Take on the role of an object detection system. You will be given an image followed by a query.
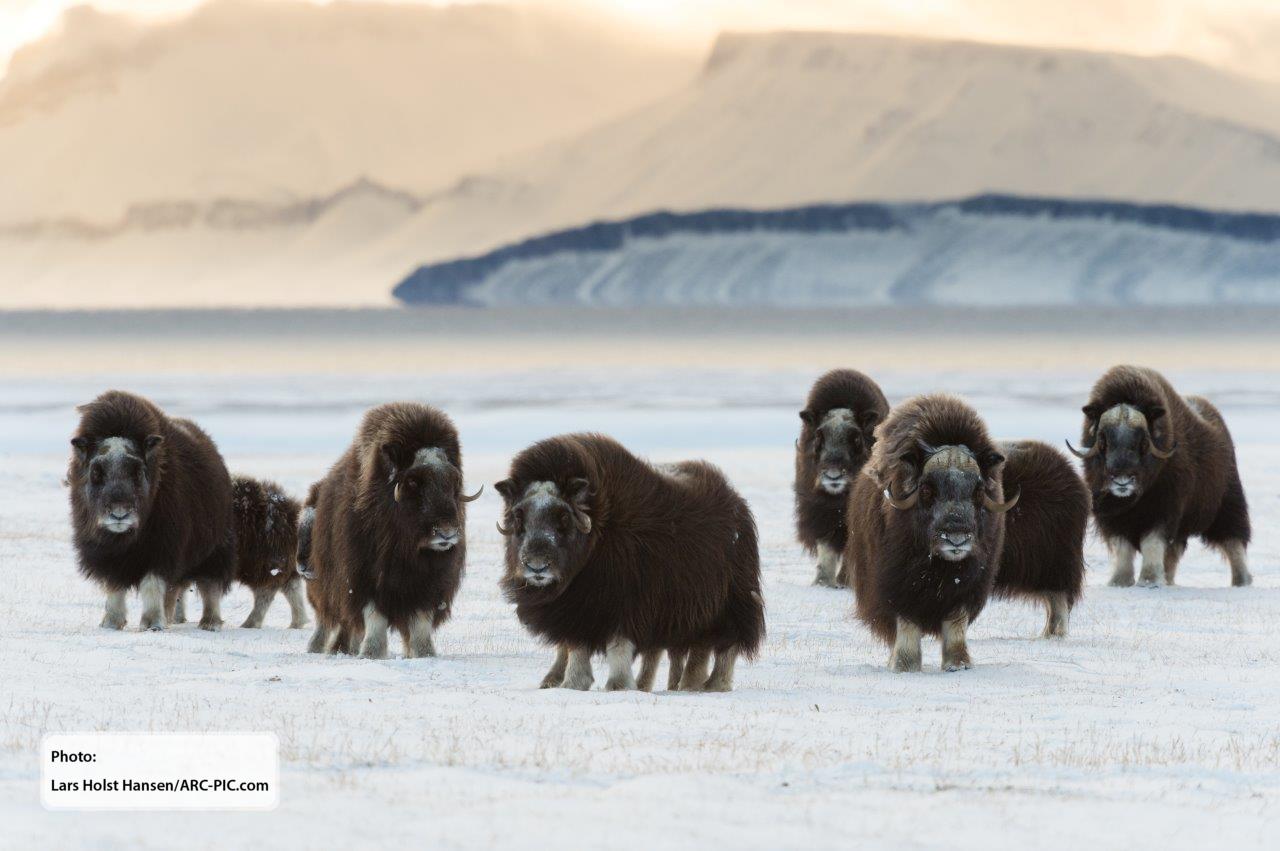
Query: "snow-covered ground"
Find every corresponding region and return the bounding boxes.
[2,368,1277,848]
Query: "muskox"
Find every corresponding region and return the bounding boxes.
[305,403,479,658]
[846,395,1018,671]
[1069,365,1251,588]
[795,369,890,587]
[497,434,764,692]
[992,441,1088,637]
[229,476,309,629]
[68,390,234,631]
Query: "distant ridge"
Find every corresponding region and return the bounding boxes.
[393,195,1280,307]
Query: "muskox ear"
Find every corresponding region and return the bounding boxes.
[144,434,164,457]
[1146,405,1166,423]
[857,410,881,432]
[493,479,518,503]
[981,450,1006,472]
[70,436,90,462]
[1082,404,1103,422]
[565,477,593,533]
[799,409,817,427]
[379,442,406,477]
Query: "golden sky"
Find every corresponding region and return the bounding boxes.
[5,0,1280,80]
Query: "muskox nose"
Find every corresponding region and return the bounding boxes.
[429,524,460,551]
[109,506,131,520]
[940,531,972,548]
[522,555,554,586]
[822,467,845,481]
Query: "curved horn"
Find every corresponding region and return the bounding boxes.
[393,482,403,503]
[883,483,920,511]
[495,518,515,536]
[983,487,1020,514]
[1064,439,1099,460]
[460,485,484,503]
[1148,438,1177,461]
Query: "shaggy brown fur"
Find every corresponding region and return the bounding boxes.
[305,403,474,658]
[993,441,1088,637]
[230,476,309,629]
[498,434,764,692]
[794,369,890,587]
[846,395,1011,671]
[1075,365,1251,587]
[68,390,233,631]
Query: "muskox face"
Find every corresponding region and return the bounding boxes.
[494,478,592,591]
[882,443,1017,562]
[800,407,879,495]
[71,434,163,537]
[381,444,479,552]
[1070,404,1176,499]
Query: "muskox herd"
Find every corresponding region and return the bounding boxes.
[66,363,1252,684]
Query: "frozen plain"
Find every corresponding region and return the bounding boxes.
[0,366,1277,849]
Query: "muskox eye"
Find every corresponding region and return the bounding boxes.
[557,512,572,532]
[90,466,104,486]
[919,483,933,502]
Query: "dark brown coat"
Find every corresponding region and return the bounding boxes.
[1074,365,1251,586]
[497,434,764,690]
[305,403,472,657]
[68,390,234,599]
[794,369,890,586]
[229,476,310,629]
[846,395,1010,649]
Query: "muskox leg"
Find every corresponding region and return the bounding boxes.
[1041,592,1070,639]
[282,578,310,629]
[404,611,436,658]
[101,588,127,630]
[358,603,390,659]
[164,583,187,625]
[813,542,843,588]
[1137,532,1167,588]
[306,623,332,653]
[703,647,739,692]
[941,613,971,672]
[561,647,594,691]
[138,573,167,631]
[667,651,687,691]
[540,645,569,689]
[677,649,711,691]
[1164,540,1188,586]
[345,624,364,655]
[1107,537,1137,587]
[195,579,225,630]
[241,587,276,629]
[636,650,662,692]
[604,637,638,691]
[1223,540,1253,587]
[172,586,187,624]
[889,618,923,673]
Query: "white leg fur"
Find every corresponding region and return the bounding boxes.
[196,579,224,630]
[138,574,166,631]
[890,617,923,672]
[636,650,661,692]
[561,647,595,690]
[1225,540,1253,587]
[814,543,842,587]
[1108,537,1137,587]
[678,649,711,691]
[240,588,276,629]
[306,623,330,653]
[1164,541,1187,586]
[283,579,310,628]
[404,611,436,658]
[1138,532,1167,588]
[172,586,187,624]
[604,637,637,691]
[1042,592,1070,638]
[703,647,739,692]
[540,645,569,689]
[667,651,687,691]
[941,612,972,671]
[101,588,127,630]
[359,603,389,659]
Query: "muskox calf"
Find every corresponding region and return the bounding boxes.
[795,369,889,587]
[68,391,233,631]
[993,441,1088,637]
[846,395,1018,671]
[230,476,309,629]
[498,434,764,692]
[305,403,479,658]
[1070,365,1251,588]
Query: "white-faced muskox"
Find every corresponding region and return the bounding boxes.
[229,476,309,629]
[795,369,890,587]
[1069,365,1252,588]
[497,434,764,692]
[304,403,480,659]
[845,395,1019,671]
[68,390,234,631]
[992,441,1088,637]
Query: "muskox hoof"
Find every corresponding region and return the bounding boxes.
[199,618,223,632]
[943,660,972,672]
[701,679,732,693]
[604,676,636,692]
[100,614,126,630]
[889,654,922,673]
[539,673,562,689]
[1107,574,1135,588]
[1232,573,1253,588]
[139,613,166,632]
[1136,576,1162,589]
[239,618,263,629]
[288,617,311,630]
[560,673,594,691]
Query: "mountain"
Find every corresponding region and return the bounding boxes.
[393,195,1280,307]
[0,0,697,226]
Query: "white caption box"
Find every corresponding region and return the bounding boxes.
[41,733,279,811]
